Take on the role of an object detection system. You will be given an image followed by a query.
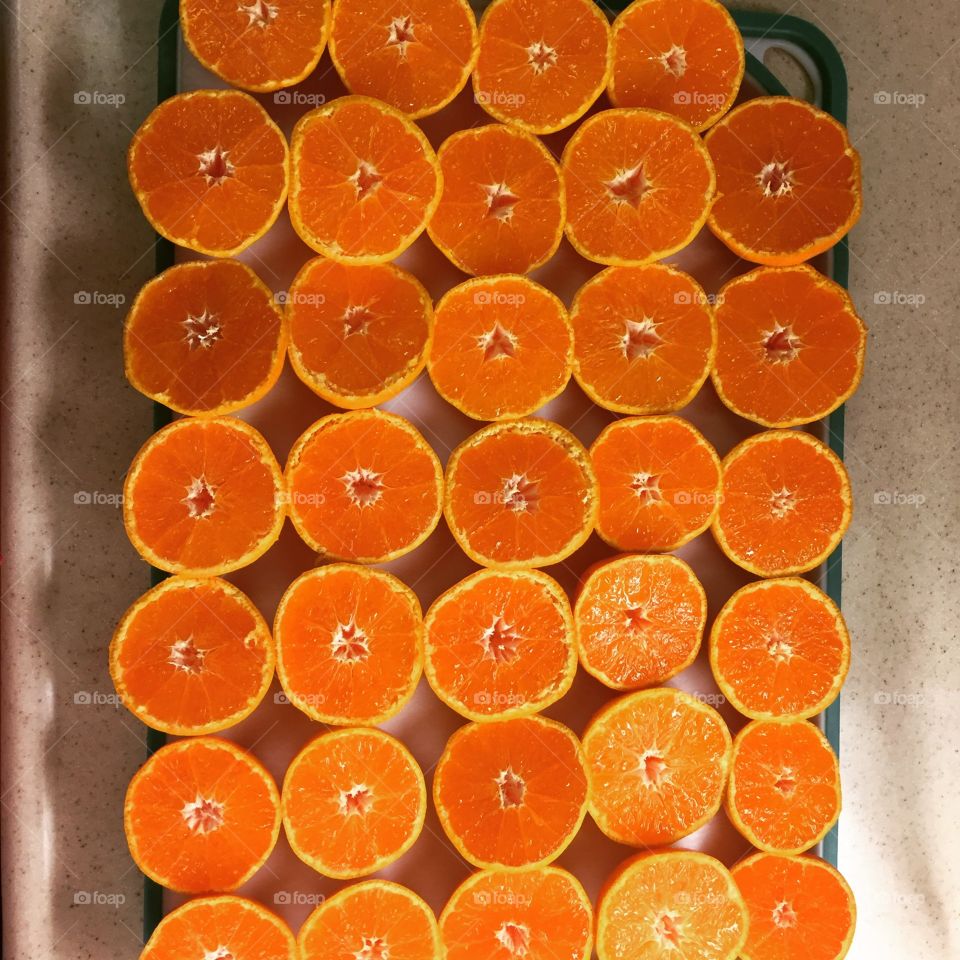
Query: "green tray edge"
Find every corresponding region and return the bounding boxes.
[141,0,851,940]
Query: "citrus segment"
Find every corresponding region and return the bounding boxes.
[710,578,851,720]
[180,0,331,92]
[124,738,280,892]
[428,124,565,276]
[286,257,433,409]
[727,719,841,855]
[433,715,588,868]
[712,265,868,427]
[705,97,862,265]
[289,95,441,263]
[609,0,744,130]
[590,415,721,552]
[124,259,285,416]
[583,687,732,846]
[285,409,443,563]
[575,554,706,690]
[123,417,285,577]
[424,568,575,721]
[444,419,597,569]
[329,0,478,118]
[473,0,610,134]
[428,276,573,421]
[562,108,716,266]
[299,880,440,960]
[732,852,857,960]
[274,564,422,725]
[282,728,426,878]
[571,263,717,415]
[440,867,593,960]
[713,430,852,577]
[128,89,288,257]
[111,577,274,735]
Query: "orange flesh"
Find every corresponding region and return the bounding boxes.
[575,555,706,690]
[441,867,593,960]
[571,263,716,414]
[705,97,862,265]
[729,720,841,854]
[283,729,425,878]
[444,420,596,568]
[286,258,432,407]
[124,738,280,892]
[732,853,856,960]
[591,415,721,551]
[123,418,284,576]
[285,410,442,563]
[128,90,288,256]
[429,277,572,420]
[429,124,565,275]
[563,108,716,265]
[711,578,850,720]
[300,881,439,960]
[275,565,422,724]
[111,577,274,734]
[583,688,731,845]
[434,716,588,868]
[424,569,575,719]
[714,431,852,576]
[609,0,744,130]
[181,0,330,91]
[712,265,867,427]
[289,96,440,262]
[473,0,609,133]
[124,259,285,416]
[330,0,477,118]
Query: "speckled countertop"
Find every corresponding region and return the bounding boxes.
[2,1,959,958]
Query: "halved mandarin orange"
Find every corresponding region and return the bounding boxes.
[282,727,426,879]
[705,97,863,265]
[329,0,478,118]
[124,259,286,417]
[299,880,440,960]
[583,687,732,846]
[608,0,744,130]
[428,124,565,276]
[140,896,297,960]
[590,415,721,552]
[123,417,285,577]
[575,554,706,690]
[289,96,441,263]
[710,578,851,721]
[713,430,852,577]
[124,737,280,892]
[472,0,610,134]
[727,719,841,855]
[111,576,274,735]
[440,866,593,960]
[286,257,433,409]
[180,0,331,92]
[433,715,588,868]
[128,89,288,257]
[274,564,422,726]
[285,409,443,563]
[732,852,857,960]
[562,108,716,266]
[428,276,573,421]
[424,568,575,721]
[444,419,597,569]
[712,265,868,427]
[597,851,748,960]
[570,263,717,415]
